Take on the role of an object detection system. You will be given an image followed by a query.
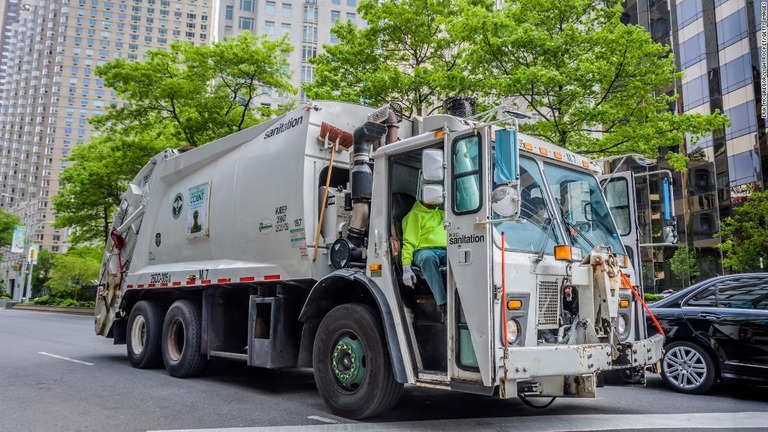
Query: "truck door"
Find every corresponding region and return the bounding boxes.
[444,128,494,386]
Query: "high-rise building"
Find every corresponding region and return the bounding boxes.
[0,0,213,297]
[0,0,366,299]
[214,0,363,105]
[618,0,767,290]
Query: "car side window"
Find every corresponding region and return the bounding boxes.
[715,278,768,310]
[686,286,717,308]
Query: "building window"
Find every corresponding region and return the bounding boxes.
[240,0,254,12]
[239,17,254,31]
[281,23,291,37]
[724,100,757,140]
[302,45,316,61]
[346,12,355,22]
[721,53,752,94]
[332,0,340,5]
[265,21,275,36]
[679,32,706,68]
[716,8,748,50]
[225,5,233,20]
[347,0,355,6]
[681,74,708,111]
[676,0,702,28]
[303,5,317,23]
[282,3,291,18]
[331,10,340,23]
[266,1,276,15]
[302,25,317,43]
[301,65,313,82]
[728,149,761,186]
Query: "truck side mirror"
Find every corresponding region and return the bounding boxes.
[421,184,444,206]
[422,148,444,181]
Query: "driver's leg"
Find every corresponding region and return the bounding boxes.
[413,247,446,307]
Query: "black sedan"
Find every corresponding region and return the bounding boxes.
[648,273,768,394]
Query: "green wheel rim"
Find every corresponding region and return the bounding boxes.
[331,333,366,391]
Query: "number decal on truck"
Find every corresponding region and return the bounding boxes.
[149,273,171,284]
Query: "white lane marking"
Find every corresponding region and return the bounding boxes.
[39,352,94,366]
[306,416,338,424]
[151,411,768,431]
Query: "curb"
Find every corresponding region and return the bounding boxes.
[11,305,94,316]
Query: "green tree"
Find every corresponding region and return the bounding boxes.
[31,249,56,298]
[452,0,728,165]
[305,0,472,116]
[0,209,20,262]
[56,33,296,244]
[45,246,103,300]
[669,245,700,286]
[94,32,296,147]
[53,130,167,244]
[718,191,768,272]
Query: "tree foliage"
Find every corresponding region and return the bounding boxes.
[306,0,473,116]
[0,209,20,262]
[718,191,768,272]
[94,32,296,147]
[454,0,728,163]
[670,245,700,285]
[31,249,56,298]
[45,245,103,299]
[55,33,296,244]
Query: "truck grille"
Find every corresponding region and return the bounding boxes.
[537,280,560,329]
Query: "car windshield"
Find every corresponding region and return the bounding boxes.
[492,157,562,253]
[542,162,625,256]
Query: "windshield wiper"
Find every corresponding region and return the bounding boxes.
[558,208,595,250]
[533,217,555,264]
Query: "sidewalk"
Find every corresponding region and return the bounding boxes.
[11,304,94,316]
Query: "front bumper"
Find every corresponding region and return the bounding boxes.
[503,334,665,380]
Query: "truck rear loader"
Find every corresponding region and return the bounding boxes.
[96,100,664,419]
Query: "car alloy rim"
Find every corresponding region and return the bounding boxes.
[664,345,707,389]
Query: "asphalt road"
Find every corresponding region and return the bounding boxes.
[1,309,767,432]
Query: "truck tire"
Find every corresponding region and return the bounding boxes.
[162,299,207,378]
[126,300,163,368]
[313,303,403,419]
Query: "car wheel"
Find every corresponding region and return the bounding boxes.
[126,300,163,368]
[313,303,403,419]
[162,299,207,377]
[661,341,716,394]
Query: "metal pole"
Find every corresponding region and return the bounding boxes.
[25,260,34,301]
[20,244,28,302]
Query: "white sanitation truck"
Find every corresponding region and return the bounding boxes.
[96,100,663,419]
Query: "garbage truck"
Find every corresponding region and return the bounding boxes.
[95,99,664,419]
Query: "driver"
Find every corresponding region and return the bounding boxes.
[525,196,547,223]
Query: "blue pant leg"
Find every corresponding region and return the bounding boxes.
[413,248,446,306]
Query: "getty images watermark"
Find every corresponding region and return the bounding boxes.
[762,1,768,118]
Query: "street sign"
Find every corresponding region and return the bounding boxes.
[28,243,40,264]
[11,225,26,253]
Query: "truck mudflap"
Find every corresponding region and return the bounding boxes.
[502,334,664,381]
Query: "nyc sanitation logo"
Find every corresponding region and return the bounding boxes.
[172,193,183,219]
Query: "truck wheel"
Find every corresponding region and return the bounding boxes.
[661,341,716,394]
[162,299,207,377]
[313,303,403,419]
[126,300,163,368]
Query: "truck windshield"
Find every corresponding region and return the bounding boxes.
[492,157,562,253]
[542,162,625,256]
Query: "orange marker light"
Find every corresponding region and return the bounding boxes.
[554,151,563,160]
[619,299,630,308]
[523,142,534,151]
[434,130,445,138]
[539,147,549,156]
[554,245,573,261]
[507,299,523,310]
[582,160,590,168]
[369,264,382,271]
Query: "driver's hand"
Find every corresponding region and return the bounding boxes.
[402,266,417,288]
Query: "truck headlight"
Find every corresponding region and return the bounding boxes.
[507,319,520,345]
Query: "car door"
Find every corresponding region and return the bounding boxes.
[683,276,768,378]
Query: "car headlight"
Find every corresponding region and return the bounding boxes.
[507,319,520,345]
